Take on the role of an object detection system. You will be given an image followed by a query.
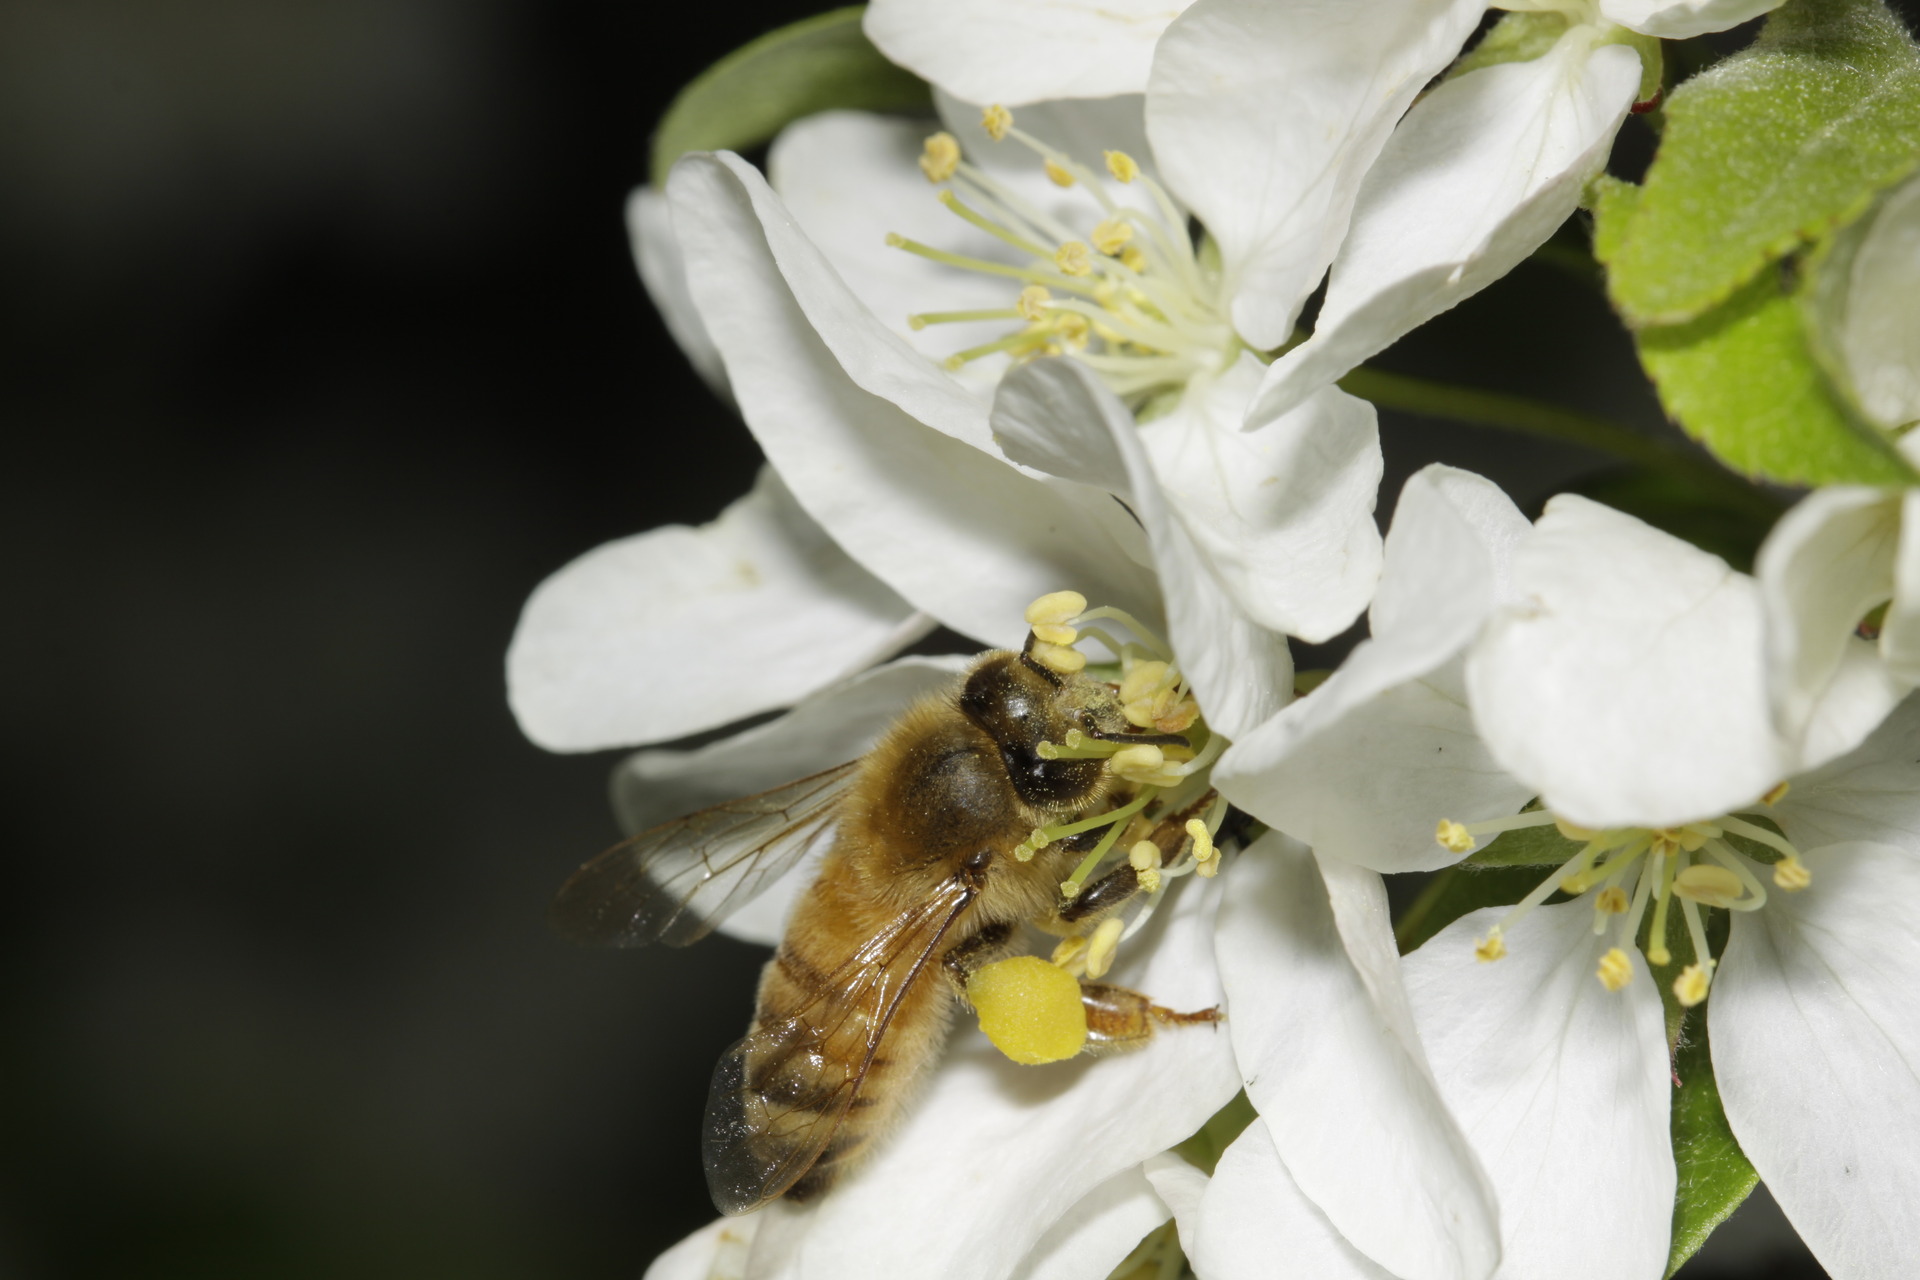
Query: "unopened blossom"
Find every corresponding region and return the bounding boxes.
[1756,173,1920,761]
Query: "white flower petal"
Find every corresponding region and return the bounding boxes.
[1712,840,1920,1280]
[789,875,1238,1280]
[1147,0,1485,350]
[629,186,733,404]
[1468,494,1788,828]
[1013,1166,1171,1280]
[1188,1121,1397,1280]
[1216,466,1534,871]
[1830,172,1920,431]
[1215,834,1500,1280]
[863,0,1192,106]
[1598,0,1787,40]
[1756,486,1904,754]
[506,468,928,752]
[1141,1152,1206,1258]
[1775,690,1920,855]
[610,655,971,947]
[768,111,1022,374]
[1404,902,1673,1280]
[1883,490,1920,685]
[668,152,1161,650]
[1251,39,1641,422]
[990,356,1293,741]
[647,1215,760,1280]
[1142,353,1385,644]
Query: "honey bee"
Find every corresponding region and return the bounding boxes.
[551,632,1222,1216]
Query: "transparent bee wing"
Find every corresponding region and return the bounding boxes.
[549,761,860,948]
[702,875,979,1215]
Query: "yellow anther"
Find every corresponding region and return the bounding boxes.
[1128,840,1162,873]
[1120,245,1148,273]
[1137,866,1162,893]
[1474,928,1507,963]
[1053,311,1091,350]
[919,132,961,183]
[1043,157,1075,187]
[1673,962,1713,1008]
[1055,241,1093,277]
[1436,819,1475,854]
[1120,660,1171,703]
[1647,942,1672,966]
[1016,285,1052,323]
[968,956,1087,1064]
[1673,864,1746,908]
[1196,855,1219,879]
[1104,149,1140,183]
[1762,780,1790,806]
[1594,886,1630,915]
[1773,855,1812,891]
[1031,640,1087,674]
[1091,218,1134,256]
[1185,819,1214,866]
[1597,947,1634,991]
[1109,744,1166,783]
[1051,934,1088,968]
[1555,819,1599,841]
[1085,917,1125,979]
[1060,877,1084,900]
[981,104,1013,141]
[1031,622,1079,646]
[1025,590,1087,627]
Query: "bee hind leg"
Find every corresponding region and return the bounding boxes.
[1078,980,1221,1054]
[942,921,1016,993]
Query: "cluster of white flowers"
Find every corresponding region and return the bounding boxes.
[507,3,1920,1279]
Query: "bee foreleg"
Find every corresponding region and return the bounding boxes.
[1056,862,1140,924]
[942,921,1016,992]
[1077,981,1221,1054]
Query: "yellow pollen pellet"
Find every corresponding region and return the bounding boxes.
[1031,640,1087,675]
[1025,590,1086,627]
[1120,245,1148,273]
[1594,886,1630,915]
[1597,947,1634,991]
[1043,157,1075,187]
[1673,963,1713,1008]
[1673,864,1745,908]
[1085,917,1125,979]
[1436,819,1475,854]
[968,956,1087,1064]
[981,104,1013,141]
[1031,622,1079,646]
[1104,149,1140,183]
[1091,218,1134,255]
[1762,780,1791,806]
[1017,285,1052,323]
[919,132,961,183]
[1055,241,1093,277]
[1474,929,1507,963]
[1774,855,1812,891]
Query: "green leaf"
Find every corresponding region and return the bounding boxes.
[651,7,931,187]
[1395,865,1545,954]
[1665,1015,1760,1276]
[1636,268,1916,485]
[1605,0,1920,328]
[1466,821,1581,868]
[1450,11,1570,79]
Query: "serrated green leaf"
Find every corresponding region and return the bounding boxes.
[1665,1015,1760,1276]
[1394,865,1545,954]
[1606,0,1920,327]
[1636,269,1916,485]
[651,7,931,187]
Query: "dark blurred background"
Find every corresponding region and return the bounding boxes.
[3,2,1893,1276]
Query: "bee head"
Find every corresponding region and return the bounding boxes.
[958,651,1140,811]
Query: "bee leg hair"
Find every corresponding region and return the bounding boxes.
[1077,981,1222,1054]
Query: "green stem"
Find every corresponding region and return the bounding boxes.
[1338,366,1781,519]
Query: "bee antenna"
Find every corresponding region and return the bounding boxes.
[1018,632,1065,687]
[1078,727,1190,748]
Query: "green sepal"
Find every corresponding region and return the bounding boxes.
[1450,11,1571,79]
[1635,268,1916,486]
[1604,0,1920,328]
[1664,1012,1760,1276]
[650,7,932,187]
[1395,865,1547,954]
[1602,27,1665,106]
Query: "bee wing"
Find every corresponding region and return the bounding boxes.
[702,874,978,1215]
[549,761,860,948]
